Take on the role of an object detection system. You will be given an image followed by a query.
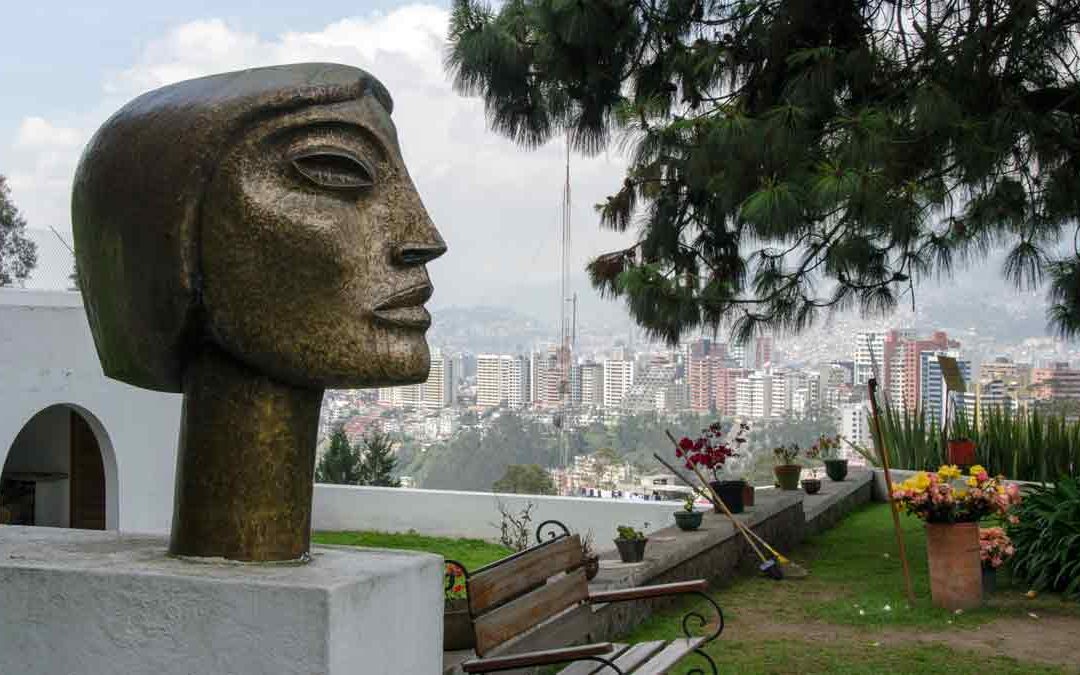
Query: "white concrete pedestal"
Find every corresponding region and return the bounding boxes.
[0,526,443,675]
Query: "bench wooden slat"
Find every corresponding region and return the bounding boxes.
[473,568,589,656]
[469,534,582,615]
[462,642,615,673]
[609,641,667,672]
[556,644,630,675]
[589,580,708,604]
[630,637,706,675]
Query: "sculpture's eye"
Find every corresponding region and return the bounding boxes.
[290,150,375,190]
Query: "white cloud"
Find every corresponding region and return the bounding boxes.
[8,5,635,312]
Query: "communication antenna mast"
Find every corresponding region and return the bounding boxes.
[557,137,573,468]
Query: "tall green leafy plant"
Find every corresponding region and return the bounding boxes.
[864,402,1080,482]
[1007,478,1080,599]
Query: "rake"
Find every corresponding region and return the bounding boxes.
[657,432,809,580]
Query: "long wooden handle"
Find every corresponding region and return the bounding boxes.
[659,433,769,563]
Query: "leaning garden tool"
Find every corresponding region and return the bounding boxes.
[656,437,786,580]
[653,449,808,578]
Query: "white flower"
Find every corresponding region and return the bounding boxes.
[858,609,866,616]
[883,604,892,612]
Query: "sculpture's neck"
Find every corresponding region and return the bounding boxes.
[169,345,323,561]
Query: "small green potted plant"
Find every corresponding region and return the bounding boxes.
[773,444,802,490]
[674,494,703,531]
[614,525,648,563]
[809,434,848,482]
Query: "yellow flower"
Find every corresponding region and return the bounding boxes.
[967,476,978,487]
[956,489,968,499]
[969,464,987,477]
[938,465,962,481]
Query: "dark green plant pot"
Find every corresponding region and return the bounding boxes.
[824,458,849,482]
[774,464,802,491]
[674,510,703,531]
[710,480,745,514]
[801,478,821,495]
[614,538,648,563]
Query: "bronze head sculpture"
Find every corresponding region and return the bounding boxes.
[72,64,446,561]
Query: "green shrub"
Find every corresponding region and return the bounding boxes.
[1007,477,1080,598]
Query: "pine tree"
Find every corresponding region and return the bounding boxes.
[447,0,1080,341]
[359,430,401,487]
[0,175,38,287]
[315,424,362,485]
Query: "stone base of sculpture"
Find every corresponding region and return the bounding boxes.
[0,526,443,675]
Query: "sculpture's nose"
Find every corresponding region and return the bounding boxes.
[392,179,447,266]
[394,239,447,266]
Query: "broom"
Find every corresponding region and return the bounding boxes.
[658,431,809,579]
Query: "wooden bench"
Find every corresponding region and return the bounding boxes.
[445,521,723,674]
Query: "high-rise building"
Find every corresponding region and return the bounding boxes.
[920,350,971,424]
[529,348,561,407]
[1031,362,1080,401]
[837,402,872,449]
[578,361,604,409]
[687,338,715,412]
[622,358,676,413]
[476,354,529,409]
[962,379,1013,421]
[770,369,794,417]
[735,372,772,419]
[714,367,747,416]
[853,331,886,386]
[602,358,635,410]
[902,331,956,411]
[421,350,454,408]
[754,335,773,370]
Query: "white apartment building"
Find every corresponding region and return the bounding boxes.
[853,331,886,386]
[602,359,635,410]
[421,350,455,408]
[735,372,773,419]
[476,354,529,409]
[578,362,604,408]
[837,402,873,450]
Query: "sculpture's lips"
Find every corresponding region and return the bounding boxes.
[372,284,433,329]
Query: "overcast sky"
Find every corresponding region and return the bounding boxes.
[1,0,636,311]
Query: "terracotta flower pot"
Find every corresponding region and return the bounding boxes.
[774,464,802,491]
[743,482,755,508]
[614,538,648,563]
[710,480,745,514]
[947,439,976,467]
[926,522,983,610]
[824,458,848,482]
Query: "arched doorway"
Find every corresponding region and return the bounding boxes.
[0,405,114,530]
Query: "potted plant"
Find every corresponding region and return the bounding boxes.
[614,525,648,563]
[675,421,749,514]
[772,444,802,490]
[580,532,600,581]
[978,527,1014,595]
[443,562,474,651]
[808,434,847,481]
[947,437,977,467]
[801,468,822,495]
[892,464,1022,610]
[674,494,703,531]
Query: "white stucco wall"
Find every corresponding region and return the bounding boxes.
[0,289,182,532]
[313,483,682,545]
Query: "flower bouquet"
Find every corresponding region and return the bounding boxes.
[892,464,1021,524]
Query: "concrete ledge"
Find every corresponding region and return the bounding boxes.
[0,526,443,675]
[444,470,873,674]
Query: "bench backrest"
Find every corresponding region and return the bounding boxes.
[467,533,587,655]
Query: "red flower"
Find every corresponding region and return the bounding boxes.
[679,437,695,451]
[452,584,464,593]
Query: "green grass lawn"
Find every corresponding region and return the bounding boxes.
[618,503,1080,674]
[312,530,511,570]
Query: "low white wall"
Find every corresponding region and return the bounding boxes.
[313,484,683,547]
